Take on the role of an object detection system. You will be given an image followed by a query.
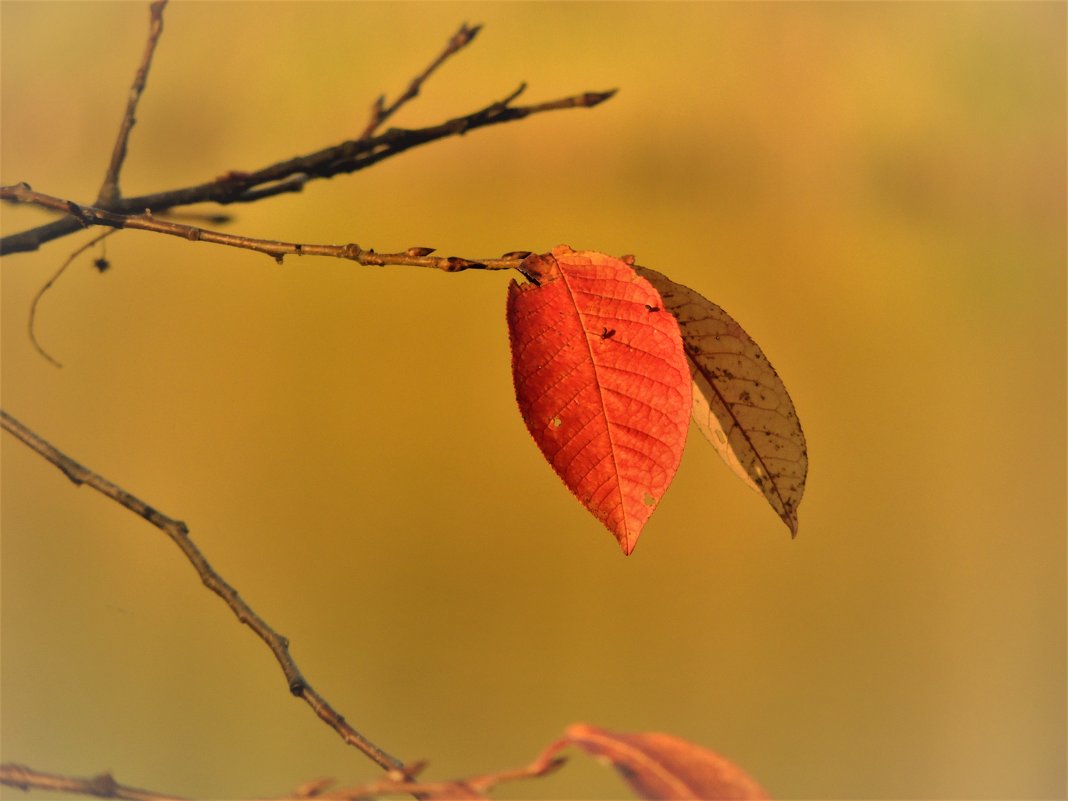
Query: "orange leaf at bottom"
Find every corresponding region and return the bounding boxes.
[558,723,769,800]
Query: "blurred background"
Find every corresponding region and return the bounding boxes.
[2,3,1064,800]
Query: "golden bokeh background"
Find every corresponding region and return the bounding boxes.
[2,3,1064,800]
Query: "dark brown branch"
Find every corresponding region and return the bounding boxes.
[1,86,616,256]
[359,22,481,140]
[96,0,168,205]
[0,410,410,778]
[1,184,529,273]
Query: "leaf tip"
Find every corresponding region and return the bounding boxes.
[616,520,646,556]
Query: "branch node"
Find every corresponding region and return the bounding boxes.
[65,201,88,225]
[59,463,85,486]
[87,772,120,796]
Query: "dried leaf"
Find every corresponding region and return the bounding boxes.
[507,246,691,554]
[636,267,807,535]
[559,723,769,800]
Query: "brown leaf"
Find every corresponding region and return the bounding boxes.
[559,723,769,800]
[635,267,808,536]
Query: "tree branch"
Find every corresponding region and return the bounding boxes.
[96,0,168,205]
[1,183,531,273]
[0,410,411,778]
[0,743,568,801]
[1,78,615,256]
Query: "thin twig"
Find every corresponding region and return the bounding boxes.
[28,229,118,368]
[96,0,168,205]
[0,410,410,778]
[359,22,481,140]
[315,747,567,801]
[1,184,530,273]
[1,86,616,256]
[0,744,568,801]
[0,763,187,801]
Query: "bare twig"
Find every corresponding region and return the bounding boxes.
[96,0,168,205]
[1,86,616,256]
[0,410,410,778]
[315,746,567,800]
[0,743,568,801]
[359,22,481,140]
[0,763,186,801]
[1,184,530,274]
[27,229,118,368]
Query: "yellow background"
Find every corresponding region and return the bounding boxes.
[2,3,1064,799]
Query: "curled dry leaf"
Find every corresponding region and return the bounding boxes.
[506,246,691,554]
[635,267,808,536]
[554,723,769,801]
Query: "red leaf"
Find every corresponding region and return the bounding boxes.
[636,267,808,536]
[506,246,691,554]
[558,723,769,800]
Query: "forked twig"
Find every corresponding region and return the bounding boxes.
[96,0,168,205]
[0,410,410,778]
[1,38,614,257]
[359,21,482,140]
